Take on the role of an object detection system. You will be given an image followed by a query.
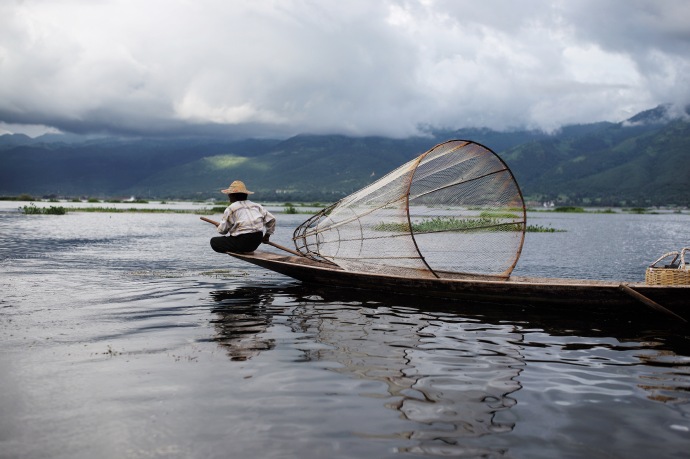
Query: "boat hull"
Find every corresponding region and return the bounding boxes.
[227,251,689,316]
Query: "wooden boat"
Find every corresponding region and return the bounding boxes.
[208,140,689,321]
[227,250,689,319]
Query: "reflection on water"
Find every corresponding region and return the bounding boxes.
[636,349,690,404]
[208,283,690,456]
[291,304,524,445]
[210,288,286,361]
[211,286,523,455]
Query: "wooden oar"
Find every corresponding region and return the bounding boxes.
[619,283,687,322]
[264,241,303,257]
[200,216,221,226]
[199,216,303,257]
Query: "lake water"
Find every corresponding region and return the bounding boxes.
[1,203,689,459]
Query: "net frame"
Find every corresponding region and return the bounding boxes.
[292,140,527,279]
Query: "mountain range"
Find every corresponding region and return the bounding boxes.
[1,105,689,206]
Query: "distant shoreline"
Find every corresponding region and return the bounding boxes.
[2,197,687,216]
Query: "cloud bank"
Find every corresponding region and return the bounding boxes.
[1,0,689,138]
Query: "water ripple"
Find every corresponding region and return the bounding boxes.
[2,212,690,458]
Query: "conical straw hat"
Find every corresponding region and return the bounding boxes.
[221,180,254,194]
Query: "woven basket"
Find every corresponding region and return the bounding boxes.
[645,248,690,285]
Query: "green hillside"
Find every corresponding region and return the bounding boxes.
[126,135,437,200]
[503,119,690,205]
[1,107,689,206]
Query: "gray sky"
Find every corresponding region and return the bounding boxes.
[1,0,689,138]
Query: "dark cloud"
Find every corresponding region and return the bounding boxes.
[1,0,688,138]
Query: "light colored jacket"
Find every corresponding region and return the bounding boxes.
[217,200,276,237]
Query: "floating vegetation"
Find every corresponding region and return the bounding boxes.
[375,216,524,233]
[279,202,319,214]
[20,203,67,215]
[375,216,565,233]
[625,207,657,214]
[104,345,120,357]
[16,205,292,216]
[526,224,565,233]
[592,208,616,214]
[373,222,410,232]
[479,211,520,219]
[468,206,523,212]
[374,222,410,233]
[553,206,585,213]
[0,194,35,201]
[71,207,194,213]
[417,216,523,232]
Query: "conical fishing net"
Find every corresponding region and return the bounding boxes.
[293,140,526,279]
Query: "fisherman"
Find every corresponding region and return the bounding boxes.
[210,180,276,254]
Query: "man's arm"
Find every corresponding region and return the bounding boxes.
[217,207,233,234]
[262,209,276,242]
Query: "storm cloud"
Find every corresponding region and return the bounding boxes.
[1,0,689,138]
